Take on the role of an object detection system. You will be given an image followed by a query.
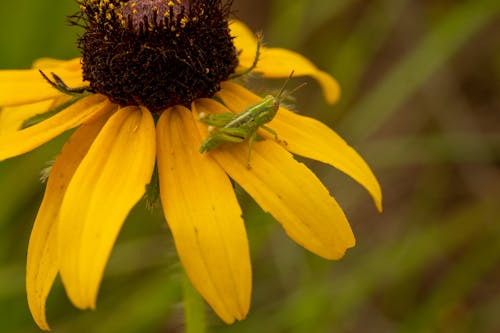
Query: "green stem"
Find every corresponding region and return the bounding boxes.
[182,273,206,333]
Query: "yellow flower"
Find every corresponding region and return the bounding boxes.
[0,2,381,330]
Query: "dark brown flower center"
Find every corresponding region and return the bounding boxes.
[75,0,238,113]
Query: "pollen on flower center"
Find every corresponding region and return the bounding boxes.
[119,0,187,30]
[76,0,238,113]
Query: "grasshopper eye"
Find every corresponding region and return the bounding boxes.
[273,99,280,110]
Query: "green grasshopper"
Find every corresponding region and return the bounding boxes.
[199,71,306,167]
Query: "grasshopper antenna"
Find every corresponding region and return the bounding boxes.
[275,70,295,100]
[276,70,307,102]
[282,82,307,101]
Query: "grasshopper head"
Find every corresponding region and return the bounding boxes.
[274,71,307,111]
[272,98,280,112]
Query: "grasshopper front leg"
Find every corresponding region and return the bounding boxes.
[261,125,287,146]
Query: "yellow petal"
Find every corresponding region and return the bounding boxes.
[0,68,84,107]
[194,98,354,259]
[229,20,340,104]
[0,96,71,135]
[218,82,382,212]
[58,106,156,309]
[0,100,53,134]
[230,20,259,70]
[0,94,110,162]
[26,112,110,331]
[157,105,251,323]
[32,58,82,72]
[274,110,382,211]
[257,48,340,104]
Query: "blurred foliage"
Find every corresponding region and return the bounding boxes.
[1,0,500,332]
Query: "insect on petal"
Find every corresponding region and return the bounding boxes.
[209,133,355,260]
[218,82,382,212]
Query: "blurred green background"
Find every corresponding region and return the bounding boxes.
[1,0,499,332]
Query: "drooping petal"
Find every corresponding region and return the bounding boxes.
[58,106,156,309]
[230,20,259,70]
[217,82,382,211]
[258,48,340,104]
[26,112,111,331]
[230,20,340,104]
[157,105,251,323]
[194,98,354,259]
[0,94,110,161]
[0,68,84,107]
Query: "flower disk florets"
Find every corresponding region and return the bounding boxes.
[75,0,238,113]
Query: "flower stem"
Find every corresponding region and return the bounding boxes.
[182,272,206,333]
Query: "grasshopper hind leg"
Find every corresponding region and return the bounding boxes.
[198,112,235,126]
[246,132,259,169]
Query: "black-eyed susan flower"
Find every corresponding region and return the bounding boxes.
[0,0,382,330]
